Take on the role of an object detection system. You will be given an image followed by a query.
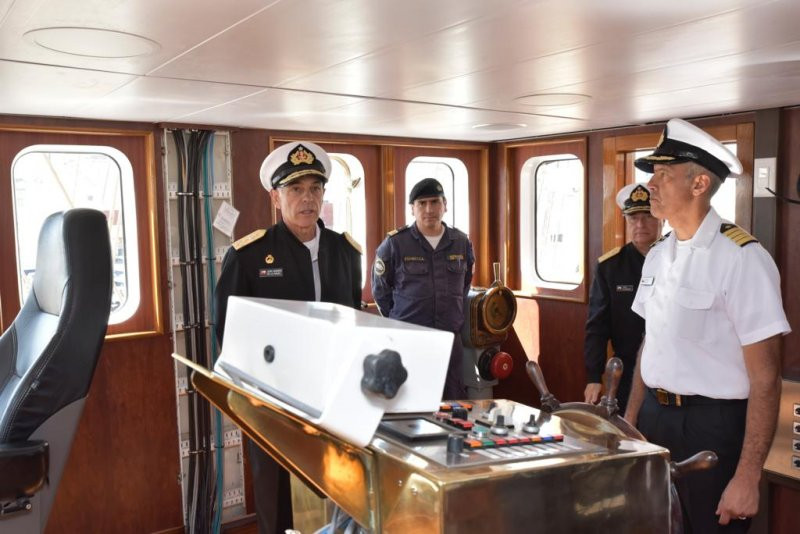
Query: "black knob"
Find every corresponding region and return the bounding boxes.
[523,414,540,434]
[452,407,468,420]
[491,414,509,436]
[447,434,465,454]
[263,345,275,363]
[361,349,408,399]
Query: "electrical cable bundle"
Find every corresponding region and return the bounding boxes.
[172,129,217,534]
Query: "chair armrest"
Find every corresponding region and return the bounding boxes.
[0,440,49,500]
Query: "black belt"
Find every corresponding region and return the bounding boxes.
[648,388,746,407]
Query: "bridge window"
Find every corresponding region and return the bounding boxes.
[520,155,585,290]
[323,152,367,286]
[12,145,139,324]
[405,156,469,233]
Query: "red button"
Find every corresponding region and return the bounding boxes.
[490,351,514,380]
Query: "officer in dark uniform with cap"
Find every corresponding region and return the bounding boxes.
[626,119,790,532]
[371,178,474,400]
[214,141,362,534]
[583,183,662,412]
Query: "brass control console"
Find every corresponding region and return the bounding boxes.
[183,355,675,534]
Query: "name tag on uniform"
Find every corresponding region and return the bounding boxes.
[616,284,634,292]
[403,256,424,262]
[640,276,654,286]
[259,268,283,278]
[448,254,464,261]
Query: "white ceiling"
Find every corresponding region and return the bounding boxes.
[1,0,799,141]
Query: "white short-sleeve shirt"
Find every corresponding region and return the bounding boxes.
[632,207,790,399]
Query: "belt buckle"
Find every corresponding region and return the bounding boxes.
[656,388,682,407]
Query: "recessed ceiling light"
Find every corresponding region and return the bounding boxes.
[472,123,527,131]
[24,27,160,58]
[514,93,591,106]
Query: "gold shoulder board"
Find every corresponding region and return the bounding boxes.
[387,225,406,237]
[343,232,363,254]
[598,246,621,263]
[650,232,671,248]
[720,223,758,247]
[233,229,266,250]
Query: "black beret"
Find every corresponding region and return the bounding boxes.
[408,178,445,204]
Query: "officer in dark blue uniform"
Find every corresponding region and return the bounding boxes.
[371,178,474,400]
[215,141,362,534]
[583,184,661,412]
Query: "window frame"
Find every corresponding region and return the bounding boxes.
[11,144,141,325]
[0,123,163,340]
[528,156,585,287]
[503,137,588,303]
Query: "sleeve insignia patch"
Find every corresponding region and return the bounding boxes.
[374,258,386,276]
[720,223,758,247]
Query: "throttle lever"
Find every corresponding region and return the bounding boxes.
[599,357,623,417]
[525,360,560,413]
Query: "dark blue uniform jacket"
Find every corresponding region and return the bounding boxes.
[372,222,474,333]
[583,242,645,410]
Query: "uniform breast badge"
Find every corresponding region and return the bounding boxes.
[265,254,274,264]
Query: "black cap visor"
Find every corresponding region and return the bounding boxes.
[634,138,731,179]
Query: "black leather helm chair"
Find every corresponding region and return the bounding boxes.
[0,209,112,531]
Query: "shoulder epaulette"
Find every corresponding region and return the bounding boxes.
[650,232,671,248]
[720,223,758,247]
[386,225,408,237]
[597,246,621,264]
[232,229,266,250]
[343,231,363,254]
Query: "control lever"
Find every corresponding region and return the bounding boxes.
[525,360,560,413]
[598,357,623,417]
[669,450,719,479]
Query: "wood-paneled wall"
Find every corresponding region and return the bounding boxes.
[47,336,183,533]
[2,106,796,532]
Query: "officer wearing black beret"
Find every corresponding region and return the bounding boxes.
[583,183,661,412]
[372,178,475,400]
[214,141,362,534]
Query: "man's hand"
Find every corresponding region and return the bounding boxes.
[716,472,759,524]
[584,383,602,404]
[716,335,781,524]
